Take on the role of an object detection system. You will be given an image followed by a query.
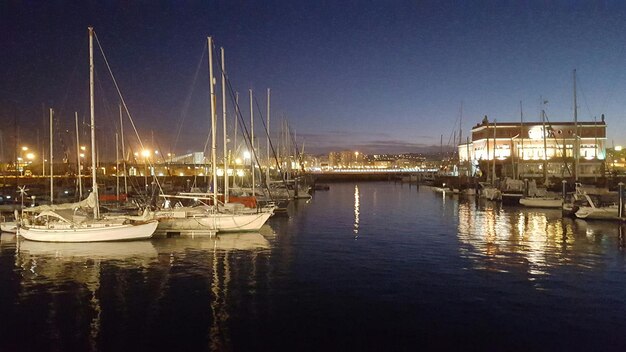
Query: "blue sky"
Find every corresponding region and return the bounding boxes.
[2,1,626,156]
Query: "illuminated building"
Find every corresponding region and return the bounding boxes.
[458,116,606,179]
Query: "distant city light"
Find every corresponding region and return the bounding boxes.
[616,146,623,151]
[141,150,151,157]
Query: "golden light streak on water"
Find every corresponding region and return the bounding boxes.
[354,185,360,238]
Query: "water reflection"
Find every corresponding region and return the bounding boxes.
[354,185,360,238]
[8,232,273,351]
[15,240,158,351]
[457,200,624,280]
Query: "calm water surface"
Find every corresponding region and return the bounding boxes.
[2,182,626,351]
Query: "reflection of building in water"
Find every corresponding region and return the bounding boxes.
[458,117,606,178]
[456,201,619,279]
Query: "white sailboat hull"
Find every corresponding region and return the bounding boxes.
[155,211,273,235]
[1,221,18,233]
[519,197,563,208]
[19,220,158,242]
[575,206,619,220]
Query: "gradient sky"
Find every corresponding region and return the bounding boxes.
[2,1,626,157]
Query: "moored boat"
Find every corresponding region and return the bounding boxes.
[574,193,620,220]
[519,196,563,208]
[17,27,158,243]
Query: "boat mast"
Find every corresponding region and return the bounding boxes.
[541,103,548,184]
[492,119,496,184]
[458,102,462,177]
[89,26,99,219]
[517,100,524,178]
[594,116,598,182]
[249,89,255,196]
[221,47,228,203]
[120,104,128,195]
[49,107,53,204]
[233,92,239,186]
[208,36,218,208]
[266,88,271,186]
[466,137,470,177]
[573,69,579,181]
[486,117,490,182]
[75,111,82,199]
[115,132,119,201]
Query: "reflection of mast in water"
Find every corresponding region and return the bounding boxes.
[209,240,230,351]
[354,185,360,238]
[15,240,157,350]
[89,262,101,352]
[154,233,270,350]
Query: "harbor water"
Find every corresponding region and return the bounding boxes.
[2,182,626,351]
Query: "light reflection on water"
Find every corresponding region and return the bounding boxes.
[2,232,273,351]
[353,185,360,237]
[457,198,626,279]
[3,183,626,350]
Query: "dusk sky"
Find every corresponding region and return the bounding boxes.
[2,1,626,156]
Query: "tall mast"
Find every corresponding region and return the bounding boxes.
[266,88,271,186]
[541,104,548,184]
[208,36,218,207]
[486,117,489,182]
[492,119,497,184]
[234,92,239,159]
[49,108,53,204]
[221,47,228,203]
[517,100,524,178]
[89,26,99,219]
[440,134,443,163]
[115,132,119,201]
[249,89,255,196]
[594,116,598,182]
[120,104,128,195]
[75,112,82,199]
[466,137,470,177]
[459,101,463,149]
[573,69,579,181]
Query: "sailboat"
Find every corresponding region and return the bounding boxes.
[519,103,563,208]
[18,27,158,242]
[152,37,274,235]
